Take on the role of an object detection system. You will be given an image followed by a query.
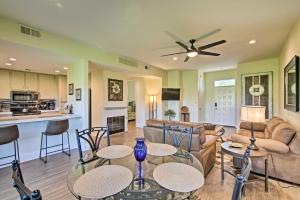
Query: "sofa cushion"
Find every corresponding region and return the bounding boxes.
[231,134,289,154]
[289,132,300,155]
[264,116,284,138]
[272,122,296,144]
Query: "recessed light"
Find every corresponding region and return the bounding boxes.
[55,70,60,73]
[5,63,12,66]
[63,66,68,70]
[172,57,178,61]
[56,2,63,8]
[249,40,256,44]
[9,58,16,61]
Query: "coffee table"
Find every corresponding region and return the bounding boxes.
[221,142,269,192]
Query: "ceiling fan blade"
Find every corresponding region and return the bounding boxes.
[198,40,226,51]
[164,31,186,43]
[176,41,189,50]
[161,52,187,57]
[198,51,220,56]
[194,28,222,42]
[184,56,190,62]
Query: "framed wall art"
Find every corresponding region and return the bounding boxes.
[241,72,273,119]
[75,88,81,101]
[68,83,74,95]
[108,78,123,101]
[284,55,300,112]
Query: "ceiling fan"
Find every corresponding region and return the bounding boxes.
[161,30,226,62]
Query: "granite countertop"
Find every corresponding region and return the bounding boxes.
[0,112,81,126]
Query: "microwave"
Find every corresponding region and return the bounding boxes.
[11,91,39,102]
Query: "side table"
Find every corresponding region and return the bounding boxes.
[221,142,269,192]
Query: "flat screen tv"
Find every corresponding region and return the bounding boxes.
[162,88,180,101]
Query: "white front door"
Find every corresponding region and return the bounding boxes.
[213,86,235,126]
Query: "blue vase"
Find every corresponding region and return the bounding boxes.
[134,138,147,186]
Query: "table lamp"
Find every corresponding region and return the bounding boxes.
[240,106,266,150]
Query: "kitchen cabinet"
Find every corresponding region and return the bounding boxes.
[10,71,25,90]
[39,74,57,99]
[25,72,38,91]
[0,69,11,98]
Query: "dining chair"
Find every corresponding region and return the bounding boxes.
[231,148,252,200]
[0,125,20,167]
[76,127,110,164]
[163,125,193,153]
[11,160,42,200]
[39,119,71,163]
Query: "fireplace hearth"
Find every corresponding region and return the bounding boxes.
[107,116,125,134]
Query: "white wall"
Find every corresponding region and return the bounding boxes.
[67,59,89,129]
[90,66,104,126]
[135,78,146,128]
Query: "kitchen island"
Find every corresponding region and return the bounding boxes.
[0,112,82,167]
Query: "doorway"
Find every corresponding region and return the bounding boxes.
[213,79,236,126]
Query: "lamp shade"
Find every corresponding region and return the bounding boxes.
[240,106,266,123]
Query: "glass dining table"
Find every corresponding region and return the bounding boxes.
[67,145,204,200]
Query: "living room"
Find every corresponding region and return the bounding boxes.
[0,1,300,200]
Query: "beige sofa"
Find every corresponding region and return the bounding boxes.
[143,119,219,176]
[231,116,300,184]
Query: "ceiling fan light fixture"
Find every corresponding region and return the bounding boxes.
[187,51,198,58]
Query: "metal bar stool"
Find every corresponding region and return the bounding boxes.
[39,119,71,163]
[0,125,20,167]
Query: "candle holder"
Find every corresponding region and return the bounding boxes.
[134,138,147,186]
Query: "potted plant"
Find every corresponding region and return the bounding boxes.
[164,109,176,121]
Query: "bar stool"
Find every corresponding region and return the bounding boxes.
[39,119,71,163]
[0,125,20,167]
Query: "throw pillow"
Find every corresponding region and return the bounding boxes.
[272,122,296,144]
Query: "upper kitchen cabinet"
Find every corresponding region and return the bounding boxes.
[0,69,11,98]
[39,74,57,99]
[10,71,25,91]
[25,72,38,91]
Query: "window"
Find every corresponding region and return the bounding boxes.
[214,79,235,87]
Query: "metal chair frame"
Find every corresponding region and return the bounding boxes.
[11,160,42,200]
[76,127,110,164]
[163,125,193,153]
[39,131,71,164]
[0,140,20,167]
[231,148,252,200]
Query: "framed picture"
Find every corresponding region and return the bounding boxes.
[75,88,81,101]
[108,78,123,101]
[241,72,273,119]
[284,55,300,112]
[68,83,74,95]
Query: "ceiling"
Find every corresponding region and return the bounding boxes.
[0,39,77,74]
[0,0,300,71]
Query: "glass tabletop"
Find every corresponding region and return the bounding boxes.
[67,145,204,200]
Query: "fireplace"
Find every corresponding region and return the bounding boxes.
[107,116,125,134]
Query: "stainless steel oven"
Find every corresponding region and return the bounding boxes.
[11,91,39,102]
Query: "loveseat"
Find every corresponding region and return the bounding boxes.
[143,119,219,176]
[231,116,300,184]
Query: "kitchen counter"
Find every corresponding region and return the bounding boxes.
[0,112,82,167]
[0,112,80,126]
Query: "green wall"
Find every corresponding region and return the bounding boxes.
[279,17,300,130]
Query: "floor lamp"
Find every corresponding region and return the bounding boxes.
[240,106,266,150]
[149,95,157,119]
